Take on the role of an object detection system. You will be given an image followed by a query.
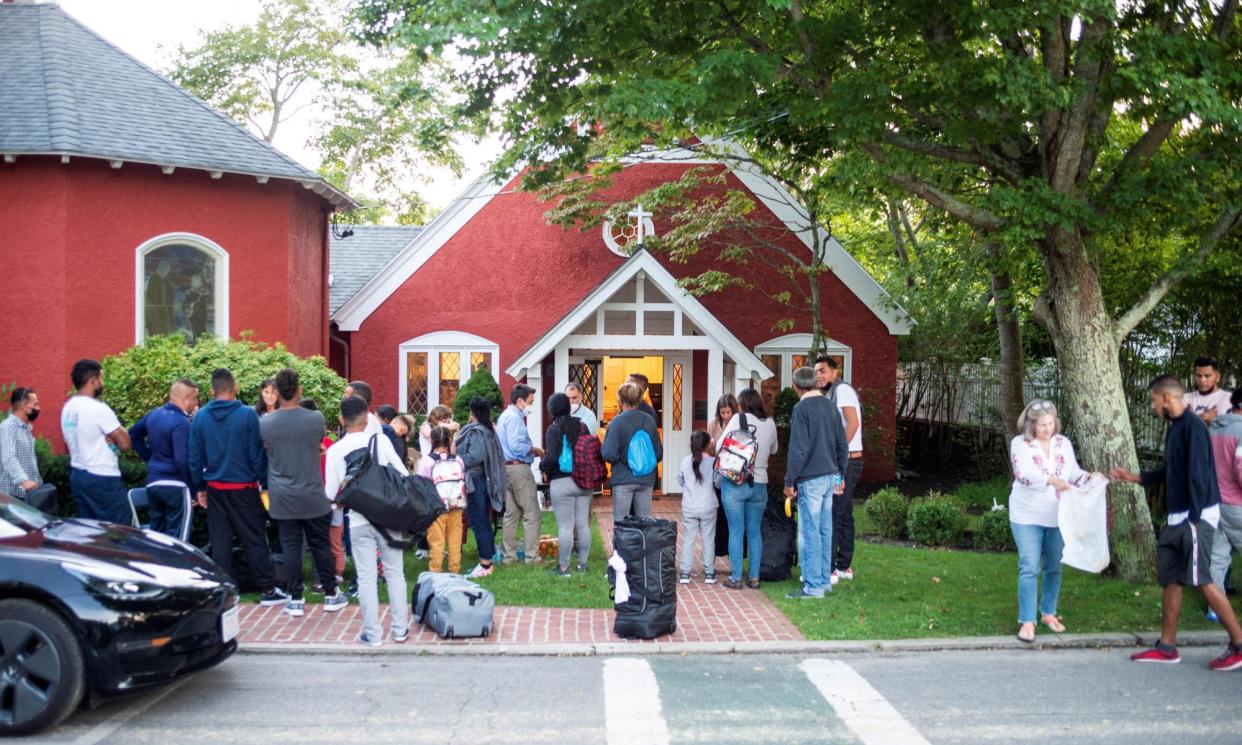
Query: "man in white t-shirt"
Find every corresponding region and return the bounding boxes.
[60,359,131,523]
[1185,357,1233,424]
[815,355,863,583]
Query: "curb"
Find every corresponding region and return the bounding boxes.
[236,630,1232,657]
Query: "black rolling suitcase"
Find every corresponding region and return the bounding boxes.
[609,516,678,639]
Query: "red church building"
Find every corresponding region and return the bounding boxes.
[330,145,911,489]
[0,2,352,444]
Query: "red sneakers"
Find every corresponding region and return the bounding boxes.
[1208,645,1242,672]
[1131,645,1181,664]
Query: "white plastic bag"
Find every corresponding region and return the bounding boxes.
[1058,475,1110,573]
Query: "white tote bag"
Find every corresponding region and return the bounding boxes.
[1057,475,1110,573]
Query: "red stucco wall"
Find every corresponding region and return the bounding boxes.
[349,163,899,480]
[0,156,330,449]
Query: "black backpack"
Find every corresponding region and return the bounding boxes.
[759,495,797,581]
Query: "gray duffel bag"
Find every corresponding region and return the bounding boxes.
[411,571,495,639]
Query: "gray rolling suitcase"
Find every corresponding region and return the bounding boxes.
[417,576,495,639]
[411,571,470,624]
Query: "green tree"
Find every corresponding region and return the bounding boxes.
[169,0,459,221]
[451,367,504,426]
[358,0,1242,580]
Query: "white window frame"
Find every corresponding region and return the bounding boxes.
[398,330,500,414]
[134,232,230,344]
[753,333,853,386]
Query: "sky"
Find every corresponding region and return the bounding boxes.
[56,0,503,214]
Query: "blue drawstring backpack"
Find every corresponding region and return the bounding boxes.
[558,435,574,473]
[626,429,657,477]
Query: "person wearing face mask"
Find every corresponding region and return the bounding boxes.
[496,384,545,564]
[1007,399,1095,642]
[0,387,43,501]
[1112,375,1242,670]
[60,359,132,523]
[128,378,200,539]
[565,382,599,436]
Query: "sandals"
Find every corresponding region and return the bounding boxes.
[1041,614,1067,633]
[1017,623,1036,643]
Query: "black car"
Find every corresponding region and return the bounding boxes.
[0,493,238,735]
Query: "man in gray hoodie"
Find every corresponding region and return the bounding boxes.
[783,366,848,599]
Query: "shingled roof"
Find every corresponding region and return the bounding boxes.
[329,225,423,316]
[0,1,354,208]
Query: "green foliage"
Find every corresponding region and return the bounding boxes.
[906,492,968,547]
[452,367,504,426]
[973,507,1016,552]
[101,334,346,427]
[951,476,1011,513]
[864,487,909,541]
[772,386,800,430]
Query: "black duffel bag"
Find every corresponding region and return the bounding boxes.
[759,495,796,581]
[21,484,59,514]
[335,435,445,545]
[609,516,678,639]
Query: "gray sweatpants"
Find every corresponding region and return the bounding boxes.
[1210,502,1242,588]
[612,483,654,520]
[681,512,717,575]
[350,522,409,643]
[550,477,593,568]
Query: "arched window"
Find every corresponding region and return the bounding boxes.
[753,333,852,412]
[399,331,500,416]
[134,234,229,343]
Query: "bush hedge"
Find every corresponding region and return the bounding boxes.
[102,333,346,426]
[973,507,1016,551]
[906,492,968,547]
[452,367,504,425]
[864,486,909,540]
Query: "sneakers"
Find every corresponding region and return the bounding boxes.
[285,598,305,617]
[356,633,382,648]
[549,565,571,577]
[466,563,494,579]
[1131,644,1180,664]
[1208,644,1242,672]
[722,578,743,590]
[1207,609,1220,624]
[259,588,290,607]
[323,591,348,612]
[830,571,840,586]
[575,562,589,573]
[785,589,824,600]
[679,572,691,585]
[392,625,410,644]
[704,573,717,585]
[414,549,429,560]
[838,568,854,581]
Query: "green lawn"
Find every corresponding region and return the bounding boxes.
[762,505,1242,640]
[249,510,613,609]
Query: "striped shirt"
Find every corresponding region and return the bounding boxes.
[0,414,41,498]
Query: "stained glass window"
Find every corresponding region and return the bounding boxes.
[406,352,428,415]
[760,353,782,416]
[672,363,684,430]
[142,244,217,341]
[470,351,491,373]
[439,352,461,408]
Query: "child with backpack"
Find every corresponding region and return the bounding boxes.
[417,425,467,573]
[541,393,606,576]
[601,382,663,520]
[678,430,718,584]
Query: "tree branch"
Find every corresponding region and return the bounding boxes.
[1048,16,1110,193]
[1113,200,1242,342]
[877,131,1023,183]
[1094,113,1177,208]
[861,143,1007,231]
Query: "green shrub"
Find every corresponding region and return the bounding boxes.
[906,493,968,547]
[452,366,504,425]
[864,487,909,540]
[101,333,346,426]
[952,475,1011,512]
[973,507,1016,551]
[39,453,147,518]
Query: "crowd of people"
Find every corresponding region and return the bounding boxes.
[3,352,1238,667]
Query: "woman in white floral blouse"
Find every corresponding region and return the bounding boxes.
[1008,400,1098,642]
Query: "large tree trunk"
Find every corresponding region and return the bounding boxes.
[989,266,1026,436]
[1038,230,1156,580]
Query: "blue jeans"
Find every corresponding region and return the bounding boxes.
[1010,522,1064,623]
[69,468,129,524]
[466,471,496,563]
[721,480,766,581]
[796,475,834,596]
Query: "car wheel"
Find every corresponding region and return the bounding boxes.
[0,599,86,736]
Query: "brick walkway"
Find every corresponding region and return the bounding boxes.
[238,495,802,647]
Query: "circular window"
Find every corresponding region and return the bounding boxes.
[602,206,656,257]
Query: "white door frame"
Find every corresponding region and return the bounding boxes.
[661,353,692,494]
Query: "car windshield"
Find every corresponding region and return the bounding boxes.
[0,492,53,535]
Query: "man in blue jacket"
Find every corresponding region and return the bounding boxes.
[128,378,198,539]
[190,368,286,606]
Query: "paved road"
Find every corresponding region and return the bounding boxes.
[30,647,1242,744]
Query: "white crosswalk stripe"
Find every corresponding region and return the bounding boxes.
[800,659,932,745]
[603,658,672,745]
